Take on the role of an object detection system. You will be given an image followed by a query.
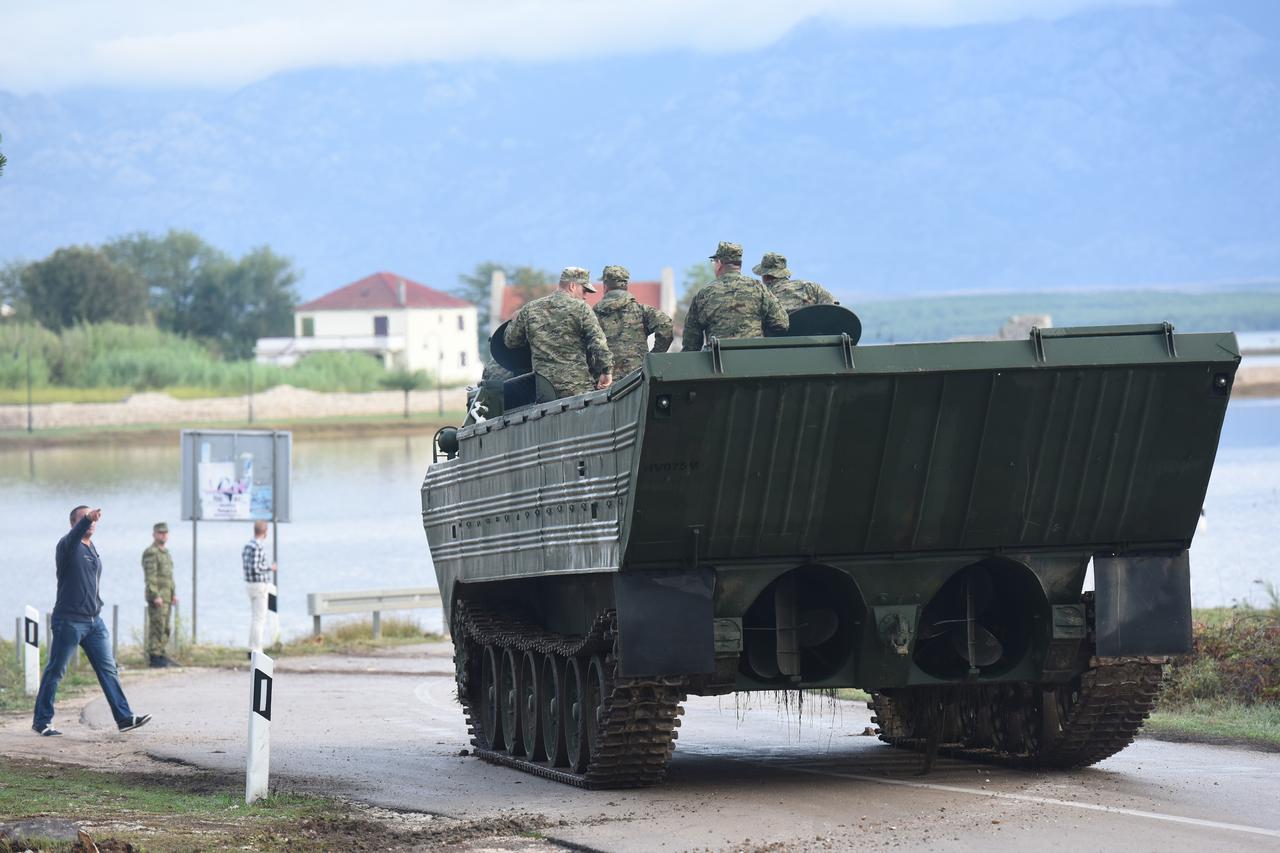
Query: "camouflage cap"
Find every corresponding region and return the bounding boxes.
[559,266,596,293]
[153,522,168,533]
[709,241,743,264]
[601,265,630,287]
[752,252,790,279]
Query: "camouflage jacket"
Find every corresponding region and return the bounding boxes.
[142,544,174,601]
[481,359,514,384]
[593,290,674,376]
[680,271,789,351]
[768,277,836,313]
[504,290,613,398]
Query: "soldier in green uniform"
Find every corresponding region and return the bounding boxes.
[593,265,674,377]
[141,522,177,668]
[681,242,789,351]
[752,252,837,313]
[504,266,614,399]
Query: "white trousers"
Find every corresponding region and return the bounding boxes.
[246,581,270,652]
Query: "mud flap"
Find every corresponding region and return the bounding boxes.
[614,568,715,677]
[1094,551,1193,656]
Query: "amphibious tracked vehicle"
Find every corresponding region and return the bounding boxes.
[422,312,1238,787]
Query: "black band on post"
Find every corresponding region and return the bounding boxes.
[253,669,273,721]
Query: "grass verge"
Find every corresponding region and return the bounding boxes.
[117,615,442,669]
[1146,699,1280,751]
[0,758,420,852]
[1148,604,1280,750]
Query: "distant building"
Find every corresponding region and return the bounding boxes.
[255,272,480,384]
[487,267,677,333]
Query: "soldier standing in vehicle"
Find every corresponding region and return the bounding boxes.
[681,242,788,351]
[753,252,837,313]
[593,265,674,377]
[141,522,177,668]
[504,266,613,399]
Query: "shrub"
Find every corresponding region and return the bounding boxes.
[0,322,393,394]
[1165,611,1280,706]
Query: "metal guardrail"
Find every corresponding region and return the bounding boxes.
[305,587,442,638]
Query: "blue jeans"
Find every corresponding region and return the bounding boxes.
[33,615,134,729]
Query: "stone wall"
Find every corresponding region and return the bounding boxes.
[0,385,469,431]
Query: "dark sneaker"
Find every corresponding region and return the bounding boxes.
[117,714,152,732]
[33,724,62,737]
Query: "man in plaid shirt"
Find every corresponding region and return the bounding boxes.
[243,520,276,653]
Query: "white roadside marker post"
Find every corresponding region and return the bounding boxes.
[246,651,274,804]
[23,605,40,695]
[266,583,280,649]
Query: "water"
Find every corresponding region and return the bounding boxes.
[0,433,444,646]
[1,401,1277,646]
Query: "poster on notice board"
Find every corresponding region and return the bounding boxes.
[180,430,291,522]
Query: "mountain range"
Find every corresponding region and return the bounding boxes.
[1,1,1278,303]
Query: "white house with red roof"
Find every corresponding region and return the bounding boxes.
[255,272,480,384]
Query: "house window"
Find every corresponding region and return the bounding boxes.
[301,317,315,337]
[459,352,467,367]
[373,316,389,336]
[457,315,465,330]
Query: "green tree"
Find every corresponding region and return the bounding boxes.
[675,261,715,328]
[454,262,555,346]
[1,260,26,318]
[103,233,297,356]
[380,368,431,418]
[186,247,300,358]
[20,247,148,330]
[103,230,223,334]
[0,131,8,176]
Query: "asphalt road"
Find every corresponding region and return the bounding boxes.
[20,643,1280,852]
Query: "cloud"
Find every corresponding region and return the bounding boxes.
[1,0,1170,93]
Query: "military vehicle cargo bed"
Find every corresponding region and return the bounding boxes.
[422,325,1238,606]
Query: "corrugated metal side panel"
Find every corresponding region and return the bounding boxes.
[624,362,1231,564]
[421,390,645,585]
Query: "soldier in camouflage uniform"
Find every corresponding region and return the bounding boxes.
[141,522,177,668]
[504,267,614,399]
[593,265,674,377]
[753,252,837,313]
[680,241,789,351]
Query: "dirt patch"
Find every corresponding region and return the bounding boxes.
[396,813,555,848]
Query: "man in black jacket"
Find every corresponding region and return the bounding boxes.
[32,505,151,736]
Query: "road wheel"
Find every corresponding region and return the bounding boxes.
[501,647,524,756]
[520,650,544,760]
[565,657,588,773]
[586,655,609,760]
[480,645,504,751]
[540,653,568,766]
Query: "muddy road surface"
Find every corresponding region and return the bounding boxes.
[5,642,1278,852]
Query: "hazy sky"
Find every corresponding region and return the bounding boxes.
[1,1,1168,92]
